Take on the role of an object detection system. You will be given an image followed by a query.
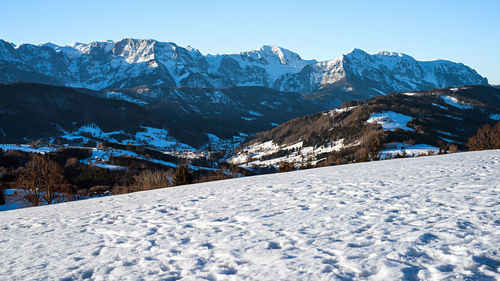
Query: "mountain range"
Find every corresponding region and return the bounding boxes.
[0,38,489,108]
[0,38,497,160]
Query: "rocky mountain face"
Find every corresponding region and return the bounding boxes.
[0,39,488,108]
[291,49,489,108]
[230,86,500,168]
[0,39,315,91]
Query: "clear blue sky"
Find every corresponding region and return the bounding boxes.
[2,0,499,84]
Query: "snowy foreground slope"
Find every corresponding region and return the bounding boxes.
[1,151,499,280]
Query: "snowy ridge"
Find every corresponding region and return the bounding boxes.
[1,150,499,280]
[0,39,488,95]
[276,48,488,95]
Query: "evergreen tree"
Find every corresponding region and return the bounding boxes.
[173,162,194,186]
[438,145,447,155]
[0,189,5,205]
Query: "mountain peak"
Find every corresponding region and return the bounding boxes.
[241,45,303,65]
[341,48,370,62]
[346,48,368,55]
[377,50,412,59]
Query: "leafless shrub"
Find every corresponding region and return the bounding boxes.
[64,157,80,168]
[277,161,295,173]
[448,144,459,153]
[111,185,135,195]
[133,169,174,190]
[89,185,110,195]
[467,122,500,151]
[195,169,233,183]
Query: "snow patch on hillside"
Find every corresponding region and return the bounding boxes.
[248,110,263,117]
[0,144,57,154]
[103,91,148,105]
[60,125,194,151]
[367,111,415,131]
[441,96,474,110]
[432,103,448,110]
[489,113,500,120]
[327,106,357,116]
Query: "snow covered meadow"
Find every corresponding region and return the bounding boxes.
[1,150,499,280]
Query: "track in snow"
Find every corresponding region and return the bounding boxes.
[1,150,499,280]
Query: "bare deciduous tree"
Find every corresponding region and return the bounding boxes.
[15,154,72,207]
[467,122,500,151]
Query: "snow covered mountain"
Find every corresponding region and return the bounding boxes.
[280,49,489,108]
[0,39,488,104]
[1,150,499,280]
[279,49,488,92]
[0,39,315,90]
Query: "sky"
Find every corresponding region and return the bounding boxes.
[1,0,499,84]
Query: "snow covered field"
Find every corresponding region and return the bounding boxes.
[1,150,499,280]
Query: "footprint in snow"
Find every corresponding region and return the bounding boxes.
[267,241,282,250]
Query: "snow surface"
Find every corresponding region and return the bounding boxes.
[380,143,440,158]
[103,91,148,105]
[0,144,57,154]
[441,96,474,110]
[327,106,357,116]
[367,111,415,131]
[489,113,500,121]
[432,103,448,110]
[0,190,24,211]
[1,150,499,280]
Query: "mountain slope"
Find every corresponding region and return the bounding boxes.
[1,150,499,280]
[292,49,489,108]
[0,39,488,108]
[0,83,323,148]
[230,85,500,167]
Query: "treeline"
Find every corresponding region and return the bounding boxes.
[0,146,246,208]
